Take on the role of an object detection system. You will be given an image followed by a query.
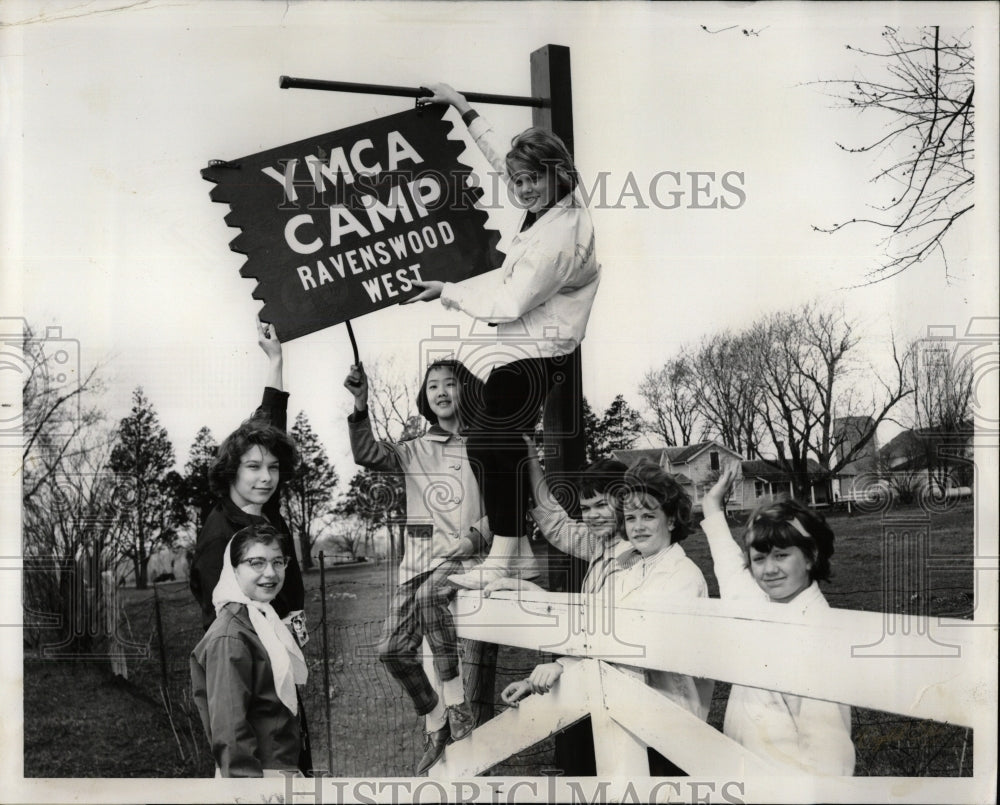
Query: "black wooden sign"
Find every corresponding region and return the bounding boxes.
[202,105,503,341]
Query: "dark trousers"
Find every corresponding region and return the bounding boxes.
[466,356,567,537]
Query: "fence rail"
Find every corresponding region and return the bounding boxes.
[25,555,978,779]
[438,589,988,776]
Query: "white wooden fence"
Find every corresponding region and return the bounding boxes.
[431,590,992,782]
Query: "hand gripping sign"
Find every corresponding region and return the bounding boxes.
[202,105,503,342]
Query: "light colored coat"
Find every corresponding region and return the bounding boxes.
[440,116,601,371]
[613,541,716,721]
[348,411,489,584]
[701,511,856,775]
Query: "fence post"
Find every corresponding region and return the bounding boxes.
[465,639,498,726]
[319,551,334,773]
[102,570,128,678]
[152,586,170,710]
[588,661,649,777]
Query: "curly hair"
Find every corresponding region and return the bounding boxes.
[617,459,693,543]
[229,523,284,566]
[506,127,579,201]
[578,458,628,500]
[209,419,299,498]
[415,359,485,427]
[742,496,835,582]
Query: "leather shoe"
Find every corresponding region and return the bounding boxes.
[415,723,450,776]
[446,700,475,741]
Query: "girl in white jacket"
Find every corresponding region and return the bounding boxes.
[405,82,601,589]
[700,465,856,776]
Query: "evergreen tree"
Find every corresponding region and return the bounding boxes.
[584,395,645,462]
[282,411,338,570]
[182,426,218,533]
[108,387,177,589]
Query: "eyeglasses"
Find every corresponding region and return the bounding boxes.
[239,556,290,572]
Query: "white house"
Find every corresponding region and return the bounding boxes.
[613,443,835,511]
[613,442,746,510]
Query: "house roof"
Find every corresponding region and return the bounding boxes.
[613,448,666,467]
[614,442,744,468]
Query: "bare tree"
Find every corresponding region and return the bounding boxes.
[907,335,975,487]
[19,323,105,505]
[22,433,132,652]
[813,26,974,282]
[748,303,912,498]
[357,357,423,561]
[314,515,367,561]
[638,357,702,447]
[17,322,121,652]
[365,356,425,443]
[689,334,767,458]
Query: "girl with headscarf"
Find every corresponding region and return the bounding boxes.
[190,524,308,777]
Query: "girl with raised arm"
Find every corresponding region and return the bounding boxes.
[701,465,856,776]
[405,83,601,589]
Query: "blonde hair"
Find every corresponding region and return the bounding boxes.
[506,127,579,199]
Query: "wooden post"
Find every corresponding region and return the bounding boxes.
[529,46,593,774]
[588,661,649,777]
[530,44,589,595]
[464,638,498,726]
[153,586,170,710]
[318,551,334,773]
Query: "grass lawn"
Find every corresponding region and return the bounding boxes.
[23,502,976,778]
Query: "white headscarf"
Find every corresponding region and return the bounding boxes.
[212,534,308,714]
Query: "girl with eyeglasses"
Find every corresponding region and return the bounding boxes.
[191,524,308,777]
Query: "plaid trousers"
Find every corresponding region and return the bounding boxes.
[378,560,464,716]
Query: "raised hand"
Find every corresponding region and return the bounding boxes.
[344,363,369,410]
[257,318,282,360]
[418,83,471,115]
[703,463,739,517]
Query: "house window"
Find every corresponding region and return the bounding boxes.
[710,451,720,471]
[754,480,764,499]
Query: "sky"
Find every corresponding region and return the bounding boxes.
[1,3,998,801]
[2,2,996,494]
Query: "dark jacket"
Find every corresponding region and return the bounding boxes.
[190,602,301,776]
[189,387,305,630]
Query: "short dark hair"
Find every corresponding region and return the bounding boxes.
[578,458,628,500]
[209,419,299,497]
[617,459,693,543]
[416,359,484,427]
[506,127,579,200]
[229,523,284,566]
[743,496,835,582]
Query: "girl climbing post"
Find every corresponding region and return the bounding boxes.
[404,82,601,589]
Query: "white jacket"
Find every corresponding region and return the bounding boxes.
[440,115,601,368]
[613,541,716,722]
[701,512,856,776]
